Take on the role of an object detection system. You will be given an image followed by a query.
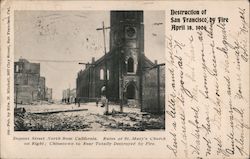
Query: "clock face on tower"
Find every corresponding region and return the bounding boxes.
[125,27,136,39]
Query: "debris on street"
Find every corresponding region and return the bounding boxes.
[14,103,165,131]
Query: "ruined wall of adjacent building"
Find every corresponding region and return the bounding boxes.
[142,65,165,114]
[45,87,53,102]
[38,77,46,100]
[14,58,49,104]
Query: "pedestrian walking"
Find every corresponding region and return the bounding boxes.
[96,98,99,107]
[74,97,77,105]
[101,96,105,107]
[78,98,80,107]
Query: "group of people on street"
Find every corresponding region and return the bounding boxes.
[62,96,107,108]
[61,98,70,104]
[62,97,80,107]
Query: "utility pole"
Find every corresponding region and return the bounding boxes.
[119,48,123,113]
[68,83,71,104]
[96,21,110,115]
[157,65,160,114]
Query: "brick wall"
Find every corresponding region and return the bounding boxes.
[14,59,48,104]
[76,54,120,102]
[14,85,37,104]
[38,77,46,100]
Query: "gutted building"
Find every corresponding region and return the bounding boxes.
[14,58,51,104]
[45,87,53,102]
[77,11,165,113]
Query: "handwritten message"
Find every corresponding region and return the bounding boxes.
[166,5,249,158]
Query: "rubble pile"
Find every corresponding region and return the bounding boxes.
[15,113,90,131]
[91,112,165,131]
[14,112,28,131]
[142,114,165,129]
[14,109,165,131]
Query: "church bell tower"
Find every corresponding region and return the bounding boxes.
[110,11,144,106]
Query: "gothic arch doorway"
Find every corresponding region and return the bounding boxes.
[126,83,135,99]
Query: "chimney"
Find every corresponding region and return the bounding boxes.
[92,57,95,64]
[154,60,158,65]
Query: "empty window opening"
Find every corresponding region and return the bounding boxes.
[127,58,134,73]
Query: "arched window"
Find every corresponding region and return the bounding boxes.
[127,57,134,73]
[15,65,19,72]
[107,69,110,80]
[100,69,104,80]
[127,84,135,99]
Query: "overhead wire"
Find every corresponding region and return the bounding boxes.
[14,58,87,63]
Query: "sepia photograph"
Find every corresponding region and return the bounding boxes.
[1,0,249,158]
[14,10,166,131]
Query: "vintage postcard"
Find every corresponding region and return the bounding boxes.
[0,0,249,159]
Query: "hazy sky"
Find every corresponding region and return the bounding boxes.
[14,11,165,100]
